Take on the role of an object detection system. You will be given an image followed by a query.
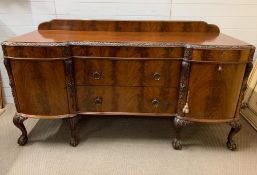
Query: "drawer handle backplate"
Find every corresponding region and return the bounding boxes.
[95,96,103,105]
[152,98,160,108]
[93,71,101,80]
[153,72,161,81]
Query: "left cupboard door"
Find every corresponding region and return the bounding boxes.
[10,60,69,116]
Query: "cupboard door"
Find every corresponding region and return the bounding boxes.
[11,60,69,115]
[185,63,246,120]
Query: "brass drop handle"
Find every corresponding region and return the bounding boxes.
[152,98,160,108]
[153,72,161,81]
[95,96,103,105]
[217,65,222,72]
[93,71,101,80]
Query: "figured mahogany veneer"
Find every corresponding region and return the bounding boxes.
[2,20,255,150]
[75,59,181,87]
[10,60,69,115]
[77,86,178,114]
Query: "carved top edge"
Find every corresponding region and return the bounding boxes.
[38,19,220,33]
[1,41,255,50]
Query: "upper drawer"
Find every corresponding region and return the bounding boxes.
[3,46,69,58]
[71,46,184,58]
[74,59,182,88]
[191,49,252,62]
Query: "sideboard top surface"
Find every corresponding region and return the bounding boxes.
[2,20,253,47]
[5,30,251,46]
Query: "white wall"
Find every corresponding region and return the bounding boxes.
[0,0,257,103]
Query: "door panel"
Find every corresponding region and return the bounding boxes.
[185,63,246,119]
[11,60,69,115]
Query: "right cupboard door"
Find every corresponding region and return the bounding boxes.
[185,62,246,120]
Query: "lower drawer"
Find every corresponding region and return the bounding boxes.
[76,86,178,114]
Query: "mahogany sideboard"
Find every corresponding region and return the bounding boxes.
[2,20,255,150]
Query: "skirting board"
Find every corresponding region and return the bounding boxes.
[241,59,257,131]
[241,108,257,131]
[0,108,6,116]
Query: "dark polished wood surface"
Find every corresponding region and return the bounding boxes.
[11,60,69,115]
[74,59,181,87]
[185,63,246,119]
[38,20,220,32]
[3,20,250,47]
[6,30,250,47]
[77,86,178,113]
[2,20,255,149]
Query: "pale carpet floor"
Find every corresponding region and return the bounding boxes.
[0,104,257,175]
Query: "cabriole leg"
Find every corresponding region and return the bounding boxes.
[13,114,28,146]
[227,121,241,151]
[172,117,191,150]
[66,117,79,147]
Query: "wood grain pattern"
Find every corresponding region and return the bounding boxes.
[2,20,255,148]
[75,59,114,86]
[3,59,20,112]
[5,30,251,47]
[4,46,70,58]
[75,59,181,87]
[76,86,178,114]
[191,49,251,62]
[143,87,178,113]
[3,20,251,48]
[38,20,220,33]
[10,60,69,115]
[2,20,254,120]
[185,62,246,119]
[71,46,184,58]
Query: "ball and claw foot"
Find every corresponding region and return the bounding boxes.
[172,138,182,150]
[66,116,79,147]
[13,114,28,146]
[18,135,28,146]
[70,137,79,147]
[227,140,237,151]
[172,117,191,150]
[226,121,241,151]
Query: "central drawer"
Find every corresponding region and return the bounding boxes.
[74,59,181,88]
[76,86,178,114]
